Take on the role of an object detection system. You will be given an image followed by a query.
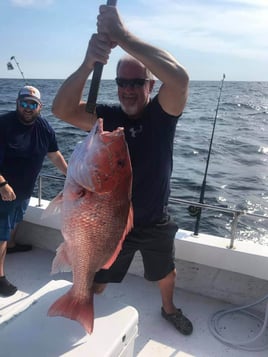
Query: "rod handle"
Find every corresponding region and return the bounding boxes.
[86,0,117,114]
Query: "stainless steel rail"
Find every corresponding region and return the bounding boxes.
[37,174,268,249]
[169,197,268,248]
[37,174,64,207]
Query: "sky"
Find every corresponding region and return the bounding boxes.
[0,0,268,81]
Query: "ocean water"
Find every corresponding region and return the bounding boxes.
[0,78,267,244]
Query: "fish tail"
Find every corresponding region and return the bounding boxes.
[48,288,94,334]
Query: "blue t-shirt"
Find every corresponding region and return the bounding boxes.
[0,111,59,200]
[96,96,179,227]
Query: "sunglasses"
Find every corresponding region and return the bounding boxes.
[115,77,149,88]
[19,100,39,110]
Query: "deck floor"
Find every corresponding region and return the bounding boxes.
[1,248,268,357]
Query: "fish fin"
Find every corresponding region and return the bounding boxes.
[48,287,94,334]
[51,243,72,274]
[126,203,134,234]
[42,191,64,219]
[102,204,134,269]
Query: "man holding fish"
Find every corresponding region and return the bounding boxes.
[52,4,192,335]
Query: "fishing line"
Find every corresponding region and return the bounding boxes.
[188,74,226,235]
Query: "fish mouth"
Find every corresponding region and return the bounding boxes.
[95,118,104,134]
[102,126,124,136]
[95,118,124,142]
[94,118,124,136]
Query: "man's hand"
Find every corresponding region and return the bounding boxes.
[0,184,16,201]
[97,5,125,44]
[83,33,114,70]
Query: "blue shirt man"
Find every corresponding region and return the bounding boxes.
[0,85,67,297]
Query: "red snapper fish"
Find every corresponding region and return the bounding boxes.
[46,118,133,334]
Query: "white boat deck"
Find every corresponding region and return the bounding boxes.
[1,247,268,357]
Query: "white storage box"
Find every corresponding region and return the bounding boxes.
[0,280,138,357]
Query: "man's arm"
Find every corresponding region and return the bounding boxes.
[47,151,68,176]
[97,5,189,116]
[52,33,113,132]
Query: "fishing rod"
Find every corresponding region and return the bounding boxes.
[7,56,27,84]
[189,74,226,236]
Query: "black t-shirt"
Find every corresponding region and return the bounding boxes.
[96,96,179,227]
[0,111,59,200]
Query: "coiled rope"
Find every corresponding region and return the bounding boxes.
[209,293,268,351]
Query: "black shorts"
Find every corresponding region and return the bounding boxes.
[94,218,178,283]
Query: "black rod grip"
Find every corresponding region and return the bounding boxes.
[86,0,117,114]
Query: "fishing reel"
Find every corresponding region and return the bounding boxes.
[188,205,201,217]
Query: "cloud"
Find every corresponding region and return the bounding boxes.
[10,0,53,7]
[224,0,268,6]
[127,0,268,60]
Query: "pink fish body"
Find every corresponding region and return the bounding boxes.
[47,118,133,334]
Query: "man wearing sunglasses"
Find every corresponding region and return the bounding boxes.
[52,5,192,335]
[0,85,68,297]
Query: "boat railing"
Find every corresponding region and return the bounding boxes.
[37,174,268,249]
[169,197,267,249]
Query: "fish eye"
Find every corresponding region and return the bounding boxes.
[117,159,125,168]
